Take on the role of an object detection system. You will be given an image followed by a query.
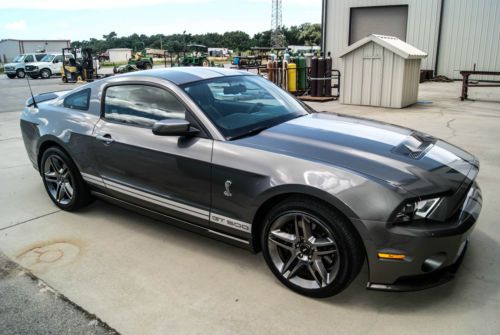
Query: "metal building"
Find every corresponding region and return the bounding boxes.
[321,0,500,81]
[0,39,71,63]
[339,34,427,108]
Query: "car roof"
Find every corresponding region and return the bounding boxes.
[121,67,255,85]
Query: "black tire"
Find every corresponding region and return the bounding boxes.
[40,147,93,211]
[144,62,152,70]
[16,69,25,78]
[261,196,365,298]
[29,74,39,79]
[40,68,51,79]
[7,74,16,79]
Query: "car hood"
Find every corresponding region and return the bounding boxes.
[235,113,478,196]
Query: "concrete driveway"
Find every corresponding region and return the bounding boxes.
[0,75,499,334]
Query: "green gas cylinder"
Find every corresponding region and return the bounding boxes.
[297,54,306,90]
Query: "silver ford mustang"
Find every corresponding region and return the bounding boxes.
[20,68,482,297]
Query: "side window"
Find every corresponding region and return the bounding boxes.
[53,55,63,63]
[104,85,186,127]
[24,55,34,62]
[35,54,46,61]
[63,89,90,111]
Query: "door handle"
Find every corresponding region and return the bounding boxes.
[96,134,114,144]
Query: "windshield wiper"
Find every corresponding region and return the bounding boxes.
[228,125,271,140]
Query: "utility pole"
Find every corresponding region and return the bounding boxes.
[271,0,285,48]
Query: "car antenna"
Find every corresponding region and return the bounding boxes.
[26,74,38,108]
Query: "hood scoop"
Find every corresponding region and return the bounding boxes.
[392,132,435,159]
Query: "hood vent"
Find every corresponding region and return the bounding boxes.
[392,132,435,159]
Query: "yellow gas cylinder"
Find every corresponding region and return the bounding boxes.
[287,62,297,93]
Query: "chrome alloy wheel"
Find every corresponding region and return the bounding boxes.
[267,212,340,289]
[43,155,74,205]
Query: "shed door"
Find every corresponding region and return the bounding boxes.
[349,5,408,44]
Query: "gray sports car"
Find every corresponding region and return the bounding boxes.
[20,68,482,297]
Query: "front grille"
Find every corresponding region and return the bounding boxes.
[25,65,35,71]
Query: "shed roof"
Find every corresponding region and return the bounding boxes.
[339,34,427,59]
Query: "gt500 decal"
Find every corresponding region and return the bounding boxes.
[211,214,251,232]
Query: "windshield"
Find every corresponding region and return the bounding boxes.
[12,54,24,62]
[40,54,56,62]
[183,75,309,139]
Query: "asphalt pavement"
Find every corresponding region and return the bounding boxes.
[0,252,116,335]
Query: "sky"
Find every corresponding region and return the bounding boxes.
[0,0,321,41]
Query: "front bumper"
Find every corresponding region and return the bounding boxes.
[4,68,16,75]
[360,182,482,292]
[26,69,40,76]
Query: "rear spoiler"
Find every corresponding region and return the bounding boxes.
[26,90,71,107]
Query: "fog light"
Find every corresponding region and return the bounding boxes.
[378,252,406,260]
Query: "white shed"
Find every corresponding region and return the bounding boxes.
[339,34,427,108]
[108,48,132,63]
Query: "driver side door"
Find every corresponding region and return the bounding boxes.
[91,82,213,228]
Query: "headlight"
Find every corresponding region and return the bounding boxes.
[395,197,441,222]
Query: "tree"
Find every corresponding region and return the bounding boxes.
[70,22,321,54]
[222,31,251,51]
[297,23,321,46]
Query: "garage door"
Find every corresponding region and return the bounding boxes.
[349,5,408,44]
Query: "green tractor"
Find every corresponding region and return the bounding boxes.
[172,44,214,67]
[114,42,153,74]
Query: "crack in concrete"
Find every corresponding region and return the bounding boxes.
[0,137,22,142]
[445,118,457,140]
[0,210,61,232]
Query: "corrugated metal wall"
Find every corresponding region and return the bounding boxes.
[324,0,441,72]
[20,41,70,54]
[438,0,500,80]
[0,40,22,63]
[324,0,500,80]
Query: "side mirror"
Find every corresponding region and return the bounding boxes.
[152,119,199,136]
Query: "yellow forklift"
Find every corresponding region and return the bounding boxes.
[61,48,97,83]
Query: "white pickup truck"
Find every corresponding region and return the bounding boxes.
[25,53,73,79]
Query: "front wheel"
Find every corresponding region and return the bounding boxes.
[261,197,365,298]
[16,69,25,78]
[40,147,93,211]
[29,74,39,79]
[40,69,51,79]
[7,74,16,79]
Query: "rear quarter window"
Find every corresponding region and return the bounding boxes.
[63,89,91,111]
[35,54,46,61]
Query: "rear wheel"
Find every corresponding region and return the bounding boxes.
[16,69,25,78]
[29,74,39,79]
[41,147,93,211]
[40,69,51,79]
[144,62,152,70]
[261,197,364,298]
[7,74,16,79]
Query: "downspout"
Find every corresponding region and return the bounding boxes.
[434,0,445,76]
